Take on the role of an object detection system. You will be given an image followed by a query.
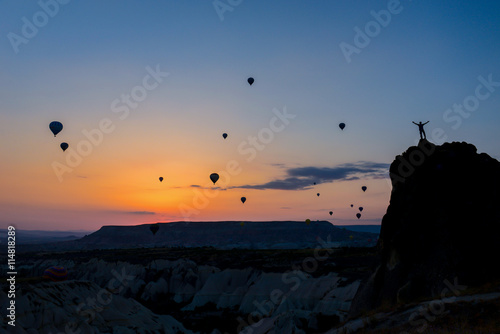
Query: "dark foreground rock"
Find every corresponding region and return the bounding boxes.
[351,140,500,315]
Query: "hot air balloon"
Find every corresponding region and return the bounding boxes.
[159,177,163,182]
[210,173,219,185]
[222,133,228,139]
[356,213,361,219]
[359,207,363,212]
[329,211,333,216]
[350,204,353,207]
[305,219,311,225]
[313,182,316,185]
[339,123,346,130]
[150,224,159,235]
[42,266,68,282]
[247,77,254,85]
[49,121,63,137]
[362,186,367,192]
[317,193,320,197]
[241,197,246,204]
[60,142,69,152]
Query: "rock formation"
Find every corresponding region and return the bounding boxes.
[5,254,363,333]
[351,140,500,315]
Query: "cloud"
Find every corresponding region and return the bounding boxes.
[268,163,287,168]
[117,211,156,215]
[234,161,389,190]
[189,185,226,191]
[103,210,157,216]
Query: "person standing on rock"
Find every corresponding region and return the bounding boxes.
[412,121,429,139]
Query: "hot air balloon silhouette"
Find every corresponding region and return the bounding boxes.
[222,133,228,139]
[150,224,159,235]
[247,77,254,85]
[159,177,163,182]
[362,186,367,192]
[339,123,346,130]
[356,213,361,219]
[210,173,219,185]
[317,193,320,197]
[49,121,63,137]
[42,266,68,282]
[60,142,69,152]
[241,197,246,204]
[305,219,311,225]
[350,204,353,207]
[359,207,363,212]
[329,211,333,216]
[313,182,316,185]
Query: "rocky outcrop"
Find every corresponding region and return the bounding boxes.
[0,281,192,334]
[351,140,500,315]
[8,256,361,333]
[330,291,500,334]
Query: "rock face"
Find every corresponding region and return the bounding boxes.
[351,140,500,314]
[0,281,192,334]
[7,257,361,333]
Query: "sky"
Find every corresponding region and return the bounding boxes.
[1,0,500,231]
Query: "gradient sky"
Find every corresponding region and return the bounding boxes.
[1,1,500,231]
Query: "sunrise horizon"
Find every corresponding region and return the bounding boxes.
[2,0,499,232]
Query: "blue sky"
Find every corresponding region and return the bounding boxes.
[1,0,500,231]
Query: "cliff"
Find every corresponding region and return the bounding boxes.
[351,140,500,315]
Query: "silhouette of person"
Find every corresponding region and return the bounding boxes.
[412,121,429,139]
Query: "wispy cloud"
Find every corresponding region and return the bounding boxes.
[234,161,389,190]
[268,163,287,168]
[128,211,156,215]
[109,210,156,215]
[189,185,226,191]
